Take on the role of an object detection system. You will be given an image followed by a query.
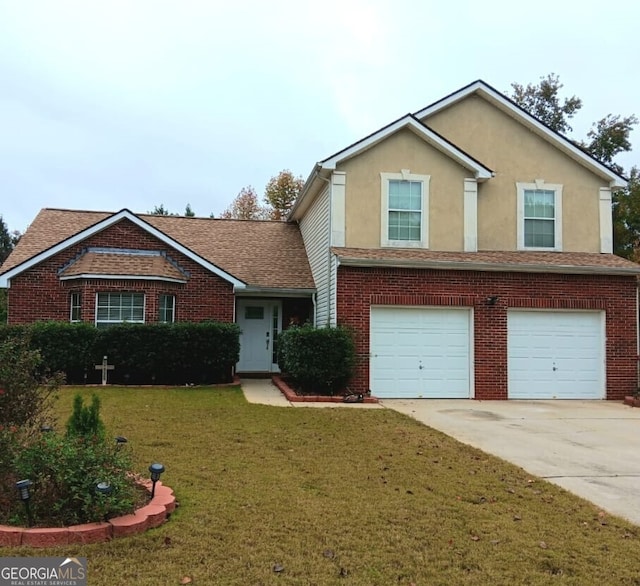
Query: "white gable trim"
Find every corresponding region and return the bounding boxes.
[0,209,246,289]
[321,116,493,180]
[414,80,627,188]
[59,274,188,284]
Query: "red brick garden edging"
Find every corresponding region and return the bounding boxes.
[0,480,176,547]
[272,375,378,404]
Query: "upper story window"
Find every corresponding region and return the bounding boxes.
[96,292,145,328]
[517,181,563,251]
[70,292,81,322]
[381,171,430,248]
[159,294,176,323]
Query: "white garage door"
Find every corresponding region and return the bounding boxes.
[370,307,471,399]
[508,311,604,399]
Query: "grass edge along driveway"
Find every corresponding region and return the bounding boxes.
[4,385,640,585]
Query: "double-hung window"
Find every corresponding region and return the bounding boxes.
[158,294,176,323]
[96,293,145,328]
[70,292,81,322]
[381,171,430,247]
[517,182,563,250]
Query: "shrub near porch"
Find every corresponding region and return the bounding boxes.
[277,325,356,395]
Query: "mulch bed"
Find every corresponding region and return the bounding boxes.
[272,375,378,403]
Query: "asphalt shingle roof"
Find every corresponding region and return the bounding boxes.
[332,247,640,274]
[60,250,188,281]
[2,208,315,290]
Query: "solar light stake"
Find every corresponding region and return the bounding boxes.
[16,479,33,527]
[115,436,128,450]
[149,463,165,499]
[40,425,54,433]
[96,482,112,496]
[96,482,113,522]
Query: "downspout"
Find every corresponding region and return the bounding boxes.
[311,292,317,326]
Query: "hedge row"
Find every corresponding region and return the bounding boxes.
[277,324,355,395]
[0,321,240,385]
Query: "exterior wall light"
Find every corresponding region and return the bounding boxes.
[149,463,165,499]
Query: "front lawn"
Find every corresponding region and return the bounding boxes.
[4,386,640,584]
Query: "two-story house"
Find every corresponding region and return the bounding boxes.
[1,80,639,400]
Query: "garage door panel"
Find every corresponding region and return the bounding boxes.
[370,307,471,399]
[508,311,603,399]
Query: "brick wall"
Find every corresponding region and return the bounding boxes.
[337,266,638,400]
[7,219,235,324]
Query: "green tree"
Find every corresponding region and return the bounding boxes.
[0,215,20,323]
[583,114,638,173]
[510,74,638,258]
[264,170,305,220]
[510,73,582,134]
[0,215,19,265]
[148,204,173,216]
[220,186,269,220]
[612,167,640,260]
[185,203,195,217]
[0,289,6,324]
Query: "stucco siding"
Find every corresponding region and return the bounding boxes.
[338,129,473,251]
[424,94,604,252]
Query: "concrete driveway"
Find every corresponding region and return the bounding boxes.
[381,399,640,526]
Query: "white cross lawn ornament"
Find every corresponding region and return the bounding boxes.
[94,355,115,386]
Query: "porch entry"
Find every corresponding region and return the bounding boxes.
[236,299,282,373]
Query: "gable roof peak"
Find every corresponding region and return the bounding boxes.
[413,79,626,188]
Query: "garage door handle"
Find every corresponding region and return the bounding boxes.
[419,365,424,370]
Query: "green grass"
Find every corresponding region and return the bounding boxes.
[4,385,640,585]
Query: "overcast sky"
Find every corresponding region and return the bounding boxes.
[1,0,639,233]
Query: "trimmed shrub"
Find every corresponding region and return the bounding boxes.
[278,325,355,395]
[66,394,106,440]
[0,320,240,385]
[29,321,97,383]
[92,321,240,384]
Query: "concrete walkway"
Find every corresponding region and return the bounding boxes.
[381,399,640,526]
[240,378,383,409]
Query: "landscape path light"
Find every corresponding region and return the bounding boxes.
[149,463,165,499]
[115,436,128,450]
[16,479,34,527]
[96,482,113,521]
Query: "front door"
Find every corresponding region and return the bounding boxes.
[236,300,282,372]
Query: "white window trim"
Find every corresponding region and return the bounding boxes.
[381,170,430,248]
[159,294,176,323]
[95,292,146,327]
[516,180,563,251]
[70,292,81,323]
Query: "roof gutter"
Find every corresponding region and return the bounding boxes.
[335,256,640,276]
[234,286,316,298]
[288,163,326,220]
